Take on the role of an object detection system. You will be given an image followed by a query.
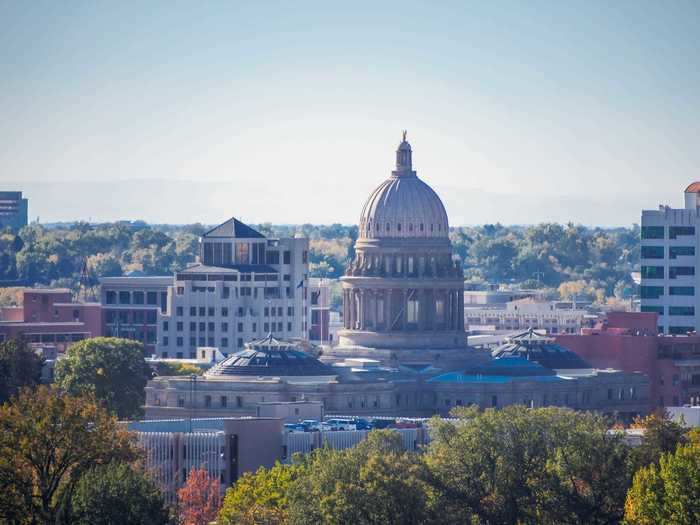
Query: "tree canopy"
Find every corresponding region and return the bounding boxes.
[0,339,43,404]
[0,386,137,525]
[70,462,169,525]
[54,337,152,419]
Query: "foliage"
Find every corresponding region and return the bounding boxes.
[70,462,169,525]
[54,337,151,419]
[0,386,137,525]
[426,405,631,525]
[154,361,204,377]
[177,467,221,525]
[624,443,700,525]
[0,221,640,300]
[0,339,44,404]
[218,461,304,525]
[628,411,688,473]
[0,286,23,306]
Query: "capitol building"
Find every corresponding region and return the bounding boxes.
[144,134,650,419]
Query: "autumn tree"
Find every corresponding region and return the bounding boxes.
[178,467,221,525]
[55,337,151,419]
[0,386,137,525]
[70,462,169,525]
[628,411,688,473]
[624,443,700,525]
[0,338,44,404]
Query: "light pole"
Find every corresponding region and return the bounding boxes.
[188,374,197,432]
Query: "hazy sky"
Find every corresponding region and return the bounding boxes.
[1,1,699,226]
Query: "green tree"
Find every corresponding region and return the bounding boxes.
[70,462,169,525]
[0,339,44,404]
[0,386,137,525]
[287,430,434,525]
[624,443,700,525]
[55,337,151,419]
[218,462,303,525]
[426,406,631,525]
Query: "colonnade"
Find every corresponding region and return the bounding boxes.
[342,287,464,332]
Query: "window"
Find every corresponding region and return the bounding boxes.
[641,286,664,299]
[641,226,664,239]
[176,321,183,331]
[670,286,695,296]
[177,286,184,295]
[163,336,169,346]
[287,322,292,332]
[146,291,157,305]
[199,322,205,331]
[178,397,185,407]
[271,308,276,317]
[407,297,419,324]
[277,307,283,316]
[287,306,293,316]
[189,336,196,347]
[190,306,197,316]
[235,243,250,264]
[264,307,269,317]
[265,251,279,264]
[670,266,695,279]
[277,322,283,332]
[220,396,227,408]
[146,311,157,323]
[642,306,664,316]
[176,337,183,347]
[670,306,695,316]
[670,246,695,259]
[669,226,695,239]
[491,395,498,407]
[641,246,664,259]
[176,306,183,316]
[133,291,144,304]
[221,322,228,332]
[237,338,243,348]
[208,307,215,317]
[204,395,211,408]
[237,322,243,331]
[641,266,664,279]
[236,396,243,408]
[119,291,131,304]
[207,337,214,346]
[222,287,230,299]
[221,307,228,317]
[264,323,269,332]
[208,322,215,331]
[198,306,205,316]
[283,251,291,264]
[221,337,228,348]
[106,291,116,304]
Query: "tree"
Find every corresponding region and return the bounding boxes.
[55,337,151,419]
[425,406,631,525]
[218,462,303,525]
[628,411,687,473]
[624,443,700,525]
[70,462,169,525]
[178,467,221,525]
[0,386,137,525]
[0,339,44,404]
[287,430,434,525]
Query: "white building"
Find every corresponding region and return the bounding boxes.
[155,218,309,358]
[464,297,587,335]
[641,183,700,335]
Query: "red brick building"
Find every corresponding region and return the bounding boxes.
[556,312,700,408]
[0,289,102,352]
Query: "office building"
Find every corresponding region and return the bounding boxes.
[156,218,308,358]
[641,183,700,334]
[0,191,28,230]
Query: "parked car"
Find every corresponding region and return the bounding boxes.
[322,418,357,431]
[369,418,395,429]
[301,419,322,432]
[284,423,306,433]
[353,418,371,430]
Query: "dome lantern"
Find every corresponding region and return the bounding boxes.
[394,130,414,177]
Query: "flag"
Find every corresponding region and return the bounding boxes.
[296,279,304,289]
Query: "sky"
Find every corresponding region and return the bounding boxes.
[1,1,699,226]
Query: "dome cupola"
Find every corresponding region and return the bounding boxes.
[358,132,449,240]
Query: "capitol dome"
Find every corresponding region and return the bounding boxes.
[358,133,449,240]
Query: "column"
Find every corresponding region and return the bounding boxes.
[402,289,408,329]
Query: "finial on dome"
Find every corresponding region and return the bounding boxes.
[395,131,413,175]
